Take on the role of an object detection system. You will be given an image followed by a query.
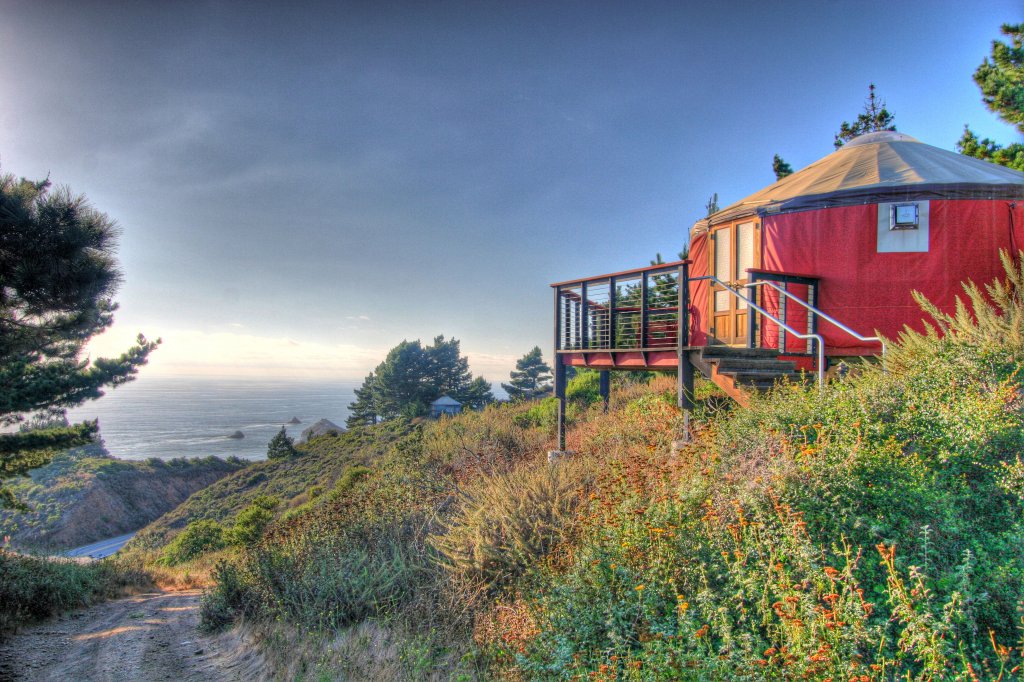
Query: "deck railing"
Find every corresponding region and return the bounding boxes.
[552,260,691,353]
[745,270,820,355]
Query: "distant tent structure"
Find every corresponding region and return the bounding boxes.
[430,395,462,418]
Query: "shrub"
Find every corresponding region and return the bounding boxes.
[332,465,372,498]
[566,369,601,405]
[431,456,594,593]
[158,519,226,566]
[425,403,548,475]
[514,396,560,429]
[0,552,149,636]
[203,521,427,632]
[199,559,248,632]
[226,504,274,546]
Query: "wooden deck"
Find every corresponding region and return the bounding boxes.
[548,260,826,451]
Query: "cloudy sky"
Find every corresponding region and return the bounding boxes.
[1,0,1020,382]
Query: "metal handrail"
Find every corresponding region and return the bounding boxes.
[692,275,825,390]
[746,280,887,358]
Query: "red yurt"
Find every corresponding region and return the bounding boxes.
[687,131,1024,357]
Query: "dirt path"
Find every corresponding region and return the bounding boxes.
[0,590,267,681]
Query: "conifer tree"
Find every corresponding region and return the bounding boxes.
[266,427,298,459]
[956,126,1024,171]
[501,347,552,401]
[772,154,794,180]
[958,24,1024,171]
[460,376,495,410]
[346,336,491,423]
[704,193,719,216]
[345,372,379,428]
[834,83,896,148]
[973,23,1024,134]
[0,169,158,508]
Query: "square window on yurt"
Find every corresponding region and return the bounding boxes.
[878,201,929,252]
[890,203,919,230]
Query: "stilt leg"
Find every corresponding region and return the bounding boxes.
[599,370,610,414]
[555,358,567,452]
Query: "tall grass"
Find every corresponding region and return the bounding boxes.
[0,551,151,637]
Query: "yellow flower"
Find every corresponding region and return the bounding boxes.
[635,584,645,592]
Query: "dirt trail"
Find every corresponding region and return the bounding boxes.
[0,590,267,681]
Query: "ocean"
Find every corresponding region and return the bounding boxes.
[65,377,359,461]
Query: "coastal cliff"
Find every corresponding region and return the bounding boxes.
[0,446,247,552]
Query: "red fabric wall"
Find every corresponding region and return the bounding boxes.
[761,200,1024,354]
[688,232,709,346]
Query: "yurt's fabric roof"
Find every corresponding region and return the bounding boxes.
[702,131,1024,229]
[432,395,461,406]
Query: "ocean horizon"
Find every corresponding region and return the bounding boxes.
[66,376,359,461]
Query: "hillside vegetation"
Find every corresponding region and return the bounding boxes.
[125,422,415,554]
[135,259,1024,679]
[0,447,246,551]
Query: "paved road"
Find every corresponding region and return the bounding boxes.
[63,532,137,559]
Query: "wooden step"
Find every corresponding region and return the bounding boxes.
[715,357,797,372]
[729,368,798,378]
[699,346,781,360]
[689,345,810,405]
[726,371,799,384]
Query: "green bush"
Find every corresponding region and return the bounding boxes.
[332,465,372,497]
[158,519,226,565]
[566,368,601,405]
[199,559,247,632]
[515,396,584,429]
[226,505,274,546]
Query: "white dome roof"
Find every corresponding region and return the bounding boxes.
[703,132,1024,228]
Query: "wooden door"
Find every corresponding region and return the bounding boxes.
[709,220,759,345]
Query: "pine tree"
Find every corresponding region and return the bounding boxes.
[372,340,432,419]
[425,335,473,400]
[705,193,719,216]
[345,336,491,423]
[266,427,298,459]
[956,126,1024,171]
[834,83,896,148]
[772,154,794,180]
[501,347,552,401]
[973,23,1024,134]
[461,376,495,410]
[0,169,158,508]
[345,372,379,428]
[958,24,1024,171]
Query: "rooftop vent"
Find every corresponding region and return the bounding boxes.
[844,131,919,147]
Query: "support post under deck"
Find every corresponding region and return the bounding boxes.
[599,370,610,413]
[553,286,567,453]
[555,359,567,452]
[677,263,694,441]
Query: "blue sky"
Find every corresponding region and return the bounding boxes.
[1,0,1020,383]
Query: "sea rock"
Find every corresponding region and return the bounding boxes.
[287,416,301,424]
[227,431,244,439]
[299,419,343,444]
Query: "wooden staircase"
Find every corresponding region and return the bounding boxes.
[689,346,802,407]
